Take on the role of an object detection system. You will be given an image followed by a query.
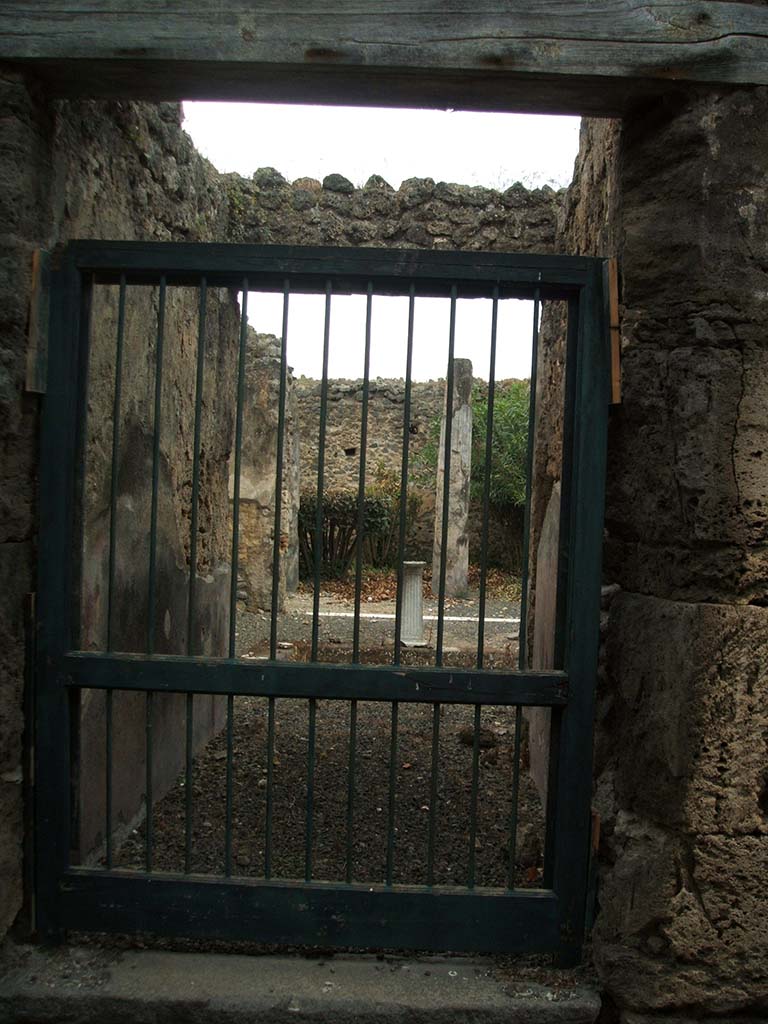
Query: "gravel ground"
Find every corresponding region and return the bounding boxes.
[113,693,545,890]
[108,577,545,905]
[235,590,521,667]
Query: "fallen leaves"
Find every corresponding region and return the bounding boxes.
[297,564,522,602]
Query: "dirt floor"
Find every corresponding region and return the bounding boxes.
[107,570,545,890]
[93,565,545,905]
[111,693,545,889]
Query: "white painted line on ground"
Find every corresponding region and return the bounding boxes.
[316,611,520,624]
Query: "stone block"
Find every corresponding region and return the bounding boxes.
[0,780,23,938]
[593,593,768,1014]
[605,344,767,602]
[0,543,31,797]
[604,593,768,836]
[619,90,768,318]
[594,816,768,1015]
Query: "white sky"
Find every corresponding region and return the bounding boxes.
[183,102,580,381]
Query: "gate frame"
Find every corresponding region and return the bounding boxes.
[36,241,610,963]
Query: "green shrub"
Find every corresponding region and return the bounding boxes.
[470,379,530,509]
[298,488,391,579]
[364,467,424,570]
[298,472,425,579]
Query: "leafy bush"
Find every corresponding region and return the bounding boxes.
[470,379,530,509]
[298,488,392,579]
[471,380,531,573]
[298,472,425,580]
[364,467,424,570]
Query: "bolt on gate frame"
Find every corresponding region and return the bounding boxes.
[36,241,610,963]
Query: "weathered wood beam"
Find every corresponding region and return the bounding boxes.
[1,2,767,115]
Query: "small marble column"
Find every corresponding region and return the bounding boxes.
[400,561,426,646]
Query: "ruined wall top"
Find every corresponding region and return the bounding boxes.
[223,165,562,253]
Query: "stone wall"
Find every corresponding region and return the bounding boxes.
[76,277,240,858]
[0,71,47,940]
[295,375,524,568]
[523,120,622,801]
[540,98,768,1020]
[224,169,560,253]
[295,375,442,562]
[232,330,299,611]
[0,85,239,930]
[295,376,445,493]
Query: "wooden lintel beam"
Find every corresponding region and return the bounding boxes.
[1,2,767,114]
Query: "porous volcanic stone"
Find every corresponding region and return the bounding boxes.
[593,592,768,1014]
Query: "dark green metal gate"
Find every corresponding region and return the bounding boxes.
[36,241,609,962]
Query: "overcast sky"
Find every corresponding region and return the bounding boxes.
[183,102,580,380]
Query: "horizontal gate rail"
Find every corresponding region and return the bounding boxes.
[63,240,593,295]
[59,869,559,955]
[60,652,568,705]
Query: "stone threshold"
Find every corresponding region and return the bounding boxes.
[0,944,601,1023]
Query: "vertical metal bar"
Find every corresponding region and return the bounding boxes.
[106,275,126,653]
[311,281,332,662]
[467,704,482,888]
[105,689,113,869]
[507,705,522,889]
[544,297,580,888]
[69,688,82,865]
[270,280,290,660]
[393,285,416,666]
[386,701,399,886]
[71,272,93,652]
[552,267,610,965]
[229,282,249,659]
[187,277,207,657]
[477,287,499,669]
[264,696,275,879]
[67,274,92,872]
[543,708,563,890]
[426,702,441,885]
[435,287,457,667]
[517,288,541,671]
[185,693,193,874]
[305,697,317,882]
[147,277,166,655]
[145,690,154,873]
[345,699,357,883]
[352,283,373,663]
[555,297,581,669]
[224,694,234,877]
